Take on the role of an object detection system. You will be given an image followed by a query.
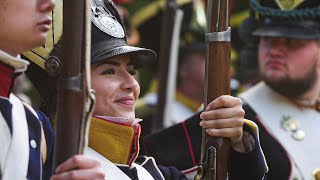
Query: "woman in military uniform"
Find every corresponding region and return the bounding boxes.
[24,0,267,179]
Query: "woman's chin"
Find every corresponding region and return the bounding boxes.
[108,110,135,119]
[120,112,135,119]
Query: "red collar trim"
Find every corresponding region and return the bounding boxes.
[0,64,16,97]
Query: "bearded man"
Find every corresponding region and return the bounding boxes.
[239,0,320,179]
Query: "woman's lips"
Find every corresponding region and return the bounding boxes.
[116,97,135,106]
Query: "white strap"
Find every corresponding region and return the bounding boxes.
[133,162,155,180]
[240,82,305,179]
[0,110,12,177]
[85,147,131,180]
[135,156,165,180]
[1,95,29,179]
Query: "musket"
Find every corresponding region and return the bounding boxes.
[53,0,94,168]
[195,0,231,179]
[152,0,183,132]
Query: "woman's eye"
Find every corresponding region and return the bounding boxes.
[129,69,137,75]
[101,69,115,75]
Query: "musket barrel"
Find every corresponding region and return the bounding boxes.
[53,0,92,168]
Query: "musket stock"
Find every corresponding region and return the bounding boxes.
[195,0,231,179]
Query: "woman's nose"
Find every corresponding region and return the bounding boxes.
[121,72,140,91]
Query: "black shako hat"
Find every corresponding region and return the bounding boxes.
[91,0,156,68]
[251,0,320,39]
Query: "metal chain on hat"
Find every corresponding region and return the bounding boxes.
[250,0,320,19]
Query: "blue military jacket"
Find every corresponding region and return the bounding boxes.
[0,97,54,180]
[0,50,54,180]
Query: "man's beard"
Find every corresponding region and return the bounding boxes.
[263,67,318,98]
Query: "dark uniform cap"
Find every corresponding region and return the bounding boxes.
[91,0,156,68]
[251,0,320,39]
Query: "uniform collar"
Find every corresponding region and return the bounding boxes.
[89,116,141,167]
[0,50,29,73]
[176,91,202,112]
[0,50,29,97]
[0,64,16,97]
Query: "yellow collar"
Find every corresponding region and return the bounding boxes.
[89,116,141,166]
[176,91,201,112]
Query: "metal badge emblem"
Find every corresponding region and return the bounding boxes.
[275,0,305,10]
[281,115,305,141]
[91,5,125,38]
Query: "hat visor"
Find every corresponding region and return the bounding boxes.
[91,45,157,69]
[253,26,320,40]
